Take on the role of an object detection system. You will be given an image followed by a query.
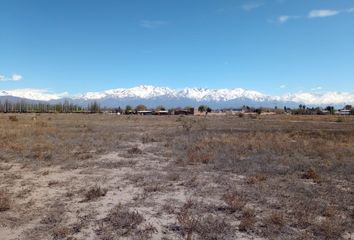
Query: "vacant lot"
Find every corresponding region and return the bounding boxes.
[0,113,353,240]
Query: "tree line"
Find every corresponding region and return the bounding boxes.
[0,99,352,115]
[0,100,90,113]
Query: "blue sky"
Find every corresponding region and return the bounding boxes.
[0,0,353,95]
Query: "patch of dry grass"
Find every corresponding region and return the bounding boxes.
[0,190,11,211]
[96,204,145,239]
[0,114,353,240]
[83,186,107,201]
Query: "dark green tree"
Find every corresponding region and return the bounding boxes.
[125,105,133,114]
[135,104,147,111]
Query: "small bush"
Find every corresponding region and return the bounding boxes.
[52,226,72,239]
[8,116,18,122]
[261,212,286,238]
[335,117,344,123]
[143,184,162,193]
[302,168,319,181]
[222,193,246,213]
[166,172,180,181]
[142,134,156,144]
[239,215,256,232]
[40,211,63,225]
[267,212,284,226]
[84,186,107,201]
[97,204,144,238]
[195,215,232,240]
[246,174,267,184]
[177,201,200,240]
[314,218,346,239]
[180,118,196,132]
[0,191,11,211]
[127,147,143,155]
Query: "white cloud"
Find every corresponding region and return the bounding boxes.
[308,9,339,18]
[278,16,290,23]
[0,73,23,81]
[11,74,23,81]
[140,20,168,29]
[241,2,264,11]
[277,15,299,23]
[277,7,353,24]
[311,86,323,91]
[280,84,286,89]
[281,91,354,105]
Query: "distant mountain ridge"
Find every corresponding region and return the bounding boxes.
[1,85,353,108]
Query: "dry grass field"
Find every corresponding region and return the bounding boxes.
[0,113,353,240]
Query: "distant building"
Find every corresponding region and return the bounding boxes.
[154,110,169,115]
[136,110,153,115]
[336,109,351,115]
[344,105,352,110]
[173,108,195,115]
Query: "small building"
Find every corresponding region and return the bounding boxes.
[173,108,195,115]
[154,110,169,115]
[136,110,153,115]
[336,109,351,115]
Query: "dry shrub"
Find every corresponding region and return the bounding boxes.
[142,134,156,144]
[335,117,344,123]
[162,203,176,215]
[28,143,53,161]
[246,174,267,184]
[302,168,319,181]
[222,192,246,213]
[0,191,11,211]
[35,121,48,127]
[239,215,256,232]
[239,207,256,232]
[187,141,214,164]
[261,212,285,238]
[96,204,144,238]
[177,200,233,240]
[177,201,200,240]
[166,172,180,181]
[314,218,346,240]
[136,223,158,239]
[180,118,196,132]
[143,184,162,193]
[8,116,18,122]
[267,212,284,226]
[322,206,336,217]
[48,180,60,187]
[52,226,72,240]
[242,207,256,218]
[195,215,232,240]
[40,210,63,225]
[84,186,107,201]
[127,147,143,155]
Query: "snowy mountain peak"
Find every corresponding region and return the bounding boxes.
[1,86,353,107]
[78,85,175,100]
[76,85,267,102]
[0,89,68,101]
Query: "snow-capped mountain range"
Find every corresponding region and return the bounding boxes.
[1,85,353,108]
[78,86,268,102]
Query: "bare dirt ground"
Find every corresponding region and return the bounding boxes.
[0,114,353,240]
